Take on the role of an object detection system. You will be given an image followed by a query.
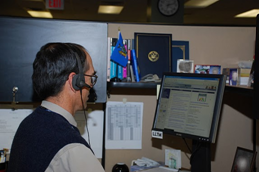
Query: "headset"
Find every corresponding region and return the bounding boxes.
[71,51,92,147]
[72,53,91,90]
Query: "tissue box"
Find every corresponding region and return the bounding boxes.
[238,68,251,86]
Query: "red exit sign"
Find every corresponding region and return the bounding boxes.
[46,0,64,10]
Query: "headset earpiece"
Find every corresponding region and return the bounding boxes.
[72,53,90,90]
[72,74,80,90]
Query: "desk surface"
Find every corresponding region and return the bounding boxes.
[134,166,190,172]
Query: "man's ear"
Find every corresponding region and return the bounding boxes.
[68,73,77,92]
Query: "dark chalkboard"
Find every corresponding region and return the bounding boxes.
[0,17,107,103]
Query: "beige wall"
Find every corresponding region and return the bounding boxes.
[108,23,255,68]
[105,23,256,172]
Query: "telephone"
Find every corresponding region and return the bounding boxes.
[132,157,160,167]
[140,74,160,82]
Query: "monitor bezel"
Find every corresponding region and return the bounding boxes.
[152,72,226,143]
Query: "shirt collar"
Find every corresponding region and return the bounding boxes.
[41,100,77,127]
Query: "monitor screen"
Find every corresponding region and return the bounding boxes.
[152,72,226,143]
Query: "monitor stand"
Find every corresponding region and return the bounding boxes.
[190,140,211,172]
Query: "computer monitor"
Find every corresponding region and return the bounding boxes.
[152,72,226,142]
[152,72,226,172]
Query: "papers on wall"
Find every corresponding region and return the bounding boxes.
[0,109,104,158]
[74,110,104,158]
[0,109,32,149]
[105,101,143,149]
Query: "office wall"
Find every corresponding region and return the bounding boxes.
[106,23,256,172]
[108,23,255,68]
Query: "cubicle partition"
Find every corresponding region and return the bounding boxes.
[0,16,107,103]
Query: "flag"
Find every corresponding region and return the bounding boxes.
[110,31,128,67]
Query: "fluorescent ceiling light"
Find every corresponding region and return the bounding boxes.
[185,0,219,8]
[235,9,259,18]
[27,10,53,18]
[98,5,123,14]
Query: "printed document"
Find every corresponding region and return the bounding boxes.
[105,101,143,149]
[75,110,104,158]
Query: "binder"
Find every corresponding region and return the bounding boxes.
[134,33,172,78]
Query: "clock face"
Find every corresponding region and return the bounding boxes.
[158,0,179,16]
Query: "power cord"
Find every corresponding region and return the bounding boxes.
[183,138,192,153]
[189,141,202,164]
[183,138,203,164]
[80,89,91,147]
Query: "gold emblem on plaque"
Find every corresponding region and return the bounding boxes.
[148,51,159,62]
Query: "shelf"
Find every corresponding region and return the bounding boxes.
[107,82,158,97]
[225,85,253,97]
[107,82,158,89]
[108,82,254,97]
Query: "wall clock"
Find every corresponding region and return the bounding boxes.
[157,0,179,16]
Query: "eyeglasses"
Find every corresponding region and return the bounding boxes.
[84,74,98,86]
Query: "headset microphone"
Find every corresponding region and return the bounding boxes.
[80,82,90,88]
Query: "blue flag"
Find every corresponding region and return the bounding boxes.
[110,31,128,67]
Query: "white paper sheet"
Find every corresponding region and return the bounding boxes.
[74,110,104,158]
[0,109,32,149]
[105,101,143,149]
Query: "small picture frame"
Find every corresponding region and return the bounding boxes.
[229,68,238,86]
[231,147,257,172]
[177,59,194,73]
[194,64,221,74]
[165,149,181,169]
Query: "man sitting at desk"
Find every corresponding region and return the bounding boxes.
[8,43,104,172]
